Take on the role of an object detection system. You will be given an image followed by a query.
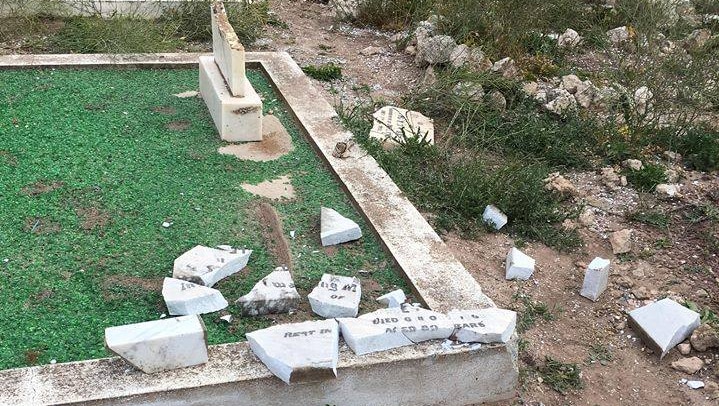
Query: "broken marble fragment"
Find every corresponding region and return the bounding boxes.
[483,205,508,230]
[247,319,339,384]
[628,298,700,358]
[320,207,362,246]
[162,277,228,316]
[173,245,251,287]
[447,308,517,344]
[236,267,300,316]
[376,289,406,308]
[337,317,414,355]
[580,257,610,301]
[505,247,535,280]
[308,274,361,318]
[369,105,435,147]
[104,315,208,373]
[360,304,454,343]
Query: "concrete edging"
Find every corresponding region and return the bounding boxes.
[0,52,517,406]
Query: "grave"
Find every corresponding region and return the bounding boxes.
[308,273,361,318]
[199,1,263,141]
[236,267,301,316]
[162,277,228,316]
[173,245,252,287]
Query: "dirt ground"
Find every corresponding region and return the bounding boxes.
[259,1,719,404]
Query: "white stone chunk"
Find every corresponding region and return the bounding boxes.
[173,245,252,287]
[358,304,455,343]
[337,317,414,355]
[369,106,435,148]
[162,277,228,316]
[628,298,700,358]
[482,205,507,230]
[211,1,245,97]
[236,268,300,316]
[447,308,517,344]
[505,247,535,280]
[320,207,362,246]
[247,319,339,384]
[105,315,208,373]
[308,274,361,318]
[376,289,406,308]
[580,257,610,301]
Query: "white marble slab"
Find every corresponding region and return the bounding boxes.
[483,205,508,230]
[320,207,362,246]
[173,245,251,287]
[505,247,535,280]
[376,289,406,308]
[162,277,228,316]
[236,267,300,316]
[358,304,455,343]
[580,257,610,301]
[448,308,517,344]
[337,317,414,355]
[629,298,700,358]
[369,105,435,147]
[308,273,361,318]
[211,0,245,97]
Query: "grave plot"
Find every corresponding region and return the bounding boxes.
[0,66,407,370]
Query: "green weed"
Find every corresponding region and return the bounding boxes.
[623,163,667,192]
[514,294,557,333]
[161,0,269,44]
[627,206,669,229]
[52,16,180,53]
[302,63,343,81]
[538,356,583,394]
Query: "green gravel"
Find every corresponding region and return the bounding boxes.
[0,68,405,370]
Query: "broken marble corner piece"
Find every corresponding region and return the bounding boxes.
[162,277,228,316]
[104,315,208,374]
[505,247,535,280]
[308,273,361,318]
[236,267,300,316]
[173,245,252,288]
[199,55,262,142]
[211,0,245,97]
[628,298,700,358]
[369,105,435,148]
[483,205,507,230]
[376,289,406,308]
[580,257,610,302]
[247,319,339,384]
[448,308,517,344]
[320,207,362,247]
[339,305,455,355]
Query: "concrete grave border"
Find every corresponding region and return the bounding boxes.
[0,53,517,406]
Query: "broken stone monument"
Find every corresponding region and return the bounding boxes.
[505,247,535,280]
[199,1,262,141]
[376,289,406,308]
[236,267,300,316]
[483,204,507,230]
[580,257,610,301]
[369,105,434,148]
[104,315,208,373]
[247,319,339,384]
[173,245,252,287]
[629,298,700,358]
[320,207,362,246]
[447,308,517,344]
[308,273,361,318]
[162,277,228,316]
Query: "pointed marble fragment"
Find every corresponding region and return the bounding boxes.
[320,207,362,246]
[173,245,251,287]
[308,274,361,318]
[505,247,535,280]
[162,277,228,316]
[247,319,339,384]
[447,308,517,343]
[376,289,407,308]
[236,267,300,316]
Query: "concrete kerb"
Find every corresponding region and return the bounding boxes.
[0,53,518,406]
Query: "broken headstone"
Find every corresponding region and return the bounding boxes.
[173,245,251,287]
[247,319,339,384]
[628,298,701,358]
[483,205,507,230]
[104,315,208,373]
[337,317,414,355]
[580,257,610,301]
[320,207,362,247]
[162,277,228,316]
[376,289,406,308]
[447,308,517,344]
[308,274,361,318]
[236,267,300,316]
[369,105,435,148]
[505,247,535,280]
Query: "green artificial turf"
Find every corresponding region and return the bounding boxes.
[0,68,405,370]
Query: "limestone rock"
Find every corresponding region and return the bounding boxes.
[690,323,719,352]
[685,28,711,50]
[320,207,362,247]
[522,81,539,97]
[574,80,597,108]
[678,342,692,355]
[466,48,493,72]
[628,298,700,358]
[376,289,406,308]
[672,356,704,374]
[308,274,361,318]
[634,86,653,115]
[247,319,339,384]
[600,166,621,187]
[543,172,578,197]
[105,315,208,373]
[448,308,517,343]
[453,82,484,102]
[580,257,610,301]
[369,105,435,147]
[415,35,457,66]
[609,229,633,254]
[236,267,300,316]
[359,46,383,56]
[483,205,508,230]
[578,208,596,227]
[491,57,517,78]
[561,74,583,94]
[173,245,252,287]
[449,44,470,68]
[655,183,681,197]
[488,90,507,111]
[505,247,535,281]
[162,277,228,316]
[544,89,576,115]
[623,159,644,171]
[558,28,582,48]
[607,26,631,46]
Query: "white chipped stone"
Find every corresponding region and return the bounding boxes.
[505,247,535,280]
[308,274,361,318]
[629,298,700,358]
[173,245,252,287]
[105,315,208,373]
[687,380,704,389]
[320,207,362,246]
[580,257,610,301]
[211,1,246,97]
[376,289,406,308]
[369,105,435,147]
[634,86,653,115]
[162,277,228,316]
[362,305,454,343]
[236,268,300,316]
[607,26,631,45]
[337,317,414,355]
[448,308,517,344]
[247,319,339,384]
[483,205,507,230]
